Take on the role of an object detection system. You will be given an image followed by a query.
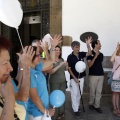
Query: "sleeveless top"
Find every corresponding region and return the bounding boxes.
[112,56,120,80]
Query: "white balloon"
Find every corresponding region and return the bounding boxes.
[0,0,23,29]
[75,61,86,73]
[42,33,53,50]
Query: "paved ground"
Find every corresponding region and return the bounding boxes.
[62,91,120,120]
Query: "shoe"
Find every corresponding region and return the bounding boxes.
[74,112,80,118]
[57,116,61,120]
[58,113,65,118]
[89,105,94,110]
[94,107,102,113]
[78,108,81,113]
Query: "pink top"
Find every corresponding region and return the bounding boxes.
[112,56,120,80]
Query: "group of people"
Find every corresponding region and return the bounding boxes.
[0,33,120,120]
[0,34,64,120]
[67,38,104,118]
[67,37,120,118]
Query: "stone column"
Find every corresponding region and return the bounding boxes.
[50,0,62,37]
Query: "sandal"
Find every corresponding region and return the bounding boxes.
[59,113,65,118]
[113,109,120,116]
[57,116,61,120]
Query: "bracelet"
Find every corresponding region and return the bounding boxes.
[50,48,56,51]
[87,45,90,48]
[18,68,23,71]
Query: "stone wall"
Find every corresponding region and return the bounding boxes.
[50,0,62,37]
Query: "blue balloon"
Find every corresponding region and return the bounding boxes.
[50,90,65,108]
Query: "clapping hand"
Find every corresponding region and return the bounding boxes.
[16,46,35,68]
[95,52,99,59]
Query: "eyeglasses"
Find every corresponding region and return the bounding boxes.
[35,54,44,59]
[36,54,40,57]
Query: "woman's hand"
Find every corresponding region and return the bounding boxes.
[50,34,62,48]
[16,46,35,68]
[60,62,66,67]
[48,108,55,116]
[39,40,49,52]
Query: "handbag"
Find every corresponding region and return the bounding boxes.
[113,64,120,80]
[41,110,51,120]
[107,72,113,85]
[107,64,120,85]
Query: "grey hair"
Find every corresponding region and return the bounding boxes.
[31,39,39,46]
[71,41,80,48]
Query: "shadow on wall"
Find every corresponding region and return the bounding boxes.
[62,36,72,46]
[102,56,113,68]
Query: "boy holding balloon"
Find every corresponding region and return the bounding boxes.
[67,37,92,118]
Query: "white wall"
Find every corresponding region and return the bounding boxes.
[62,0,120,90]
[62,0,120,56]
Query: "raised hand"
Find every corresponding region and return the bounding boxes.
[85,36,92,46]
[39,40,49,52]
[116,42,120,50]
[50,34,62,48]
[16,46,35,68]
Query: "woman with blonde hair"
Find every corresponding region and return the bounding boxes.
[110,43,120,116]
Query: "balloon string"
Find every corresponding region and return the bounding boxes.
[16,29,24,51]
[78,73,80,79]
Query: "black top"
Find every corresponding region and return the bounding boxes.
[67,52,86,79]
[87,50,104,76]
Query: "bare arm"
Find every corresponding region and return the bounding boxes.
[40,40,51,60]
[68,67,79,83]
[85,36,92,56]
[110,42,119,62]
[87,52,99,68]
[15,46,35,101]
[51,61,68,74]
[51,62,64,74]
[41,60,53,72]
[0,77,15,120]
[30,88,55,116]
[42,34,62,72]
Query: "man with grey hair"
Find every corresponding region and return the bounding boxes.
[67,37,92,118]
[31,39,44,57]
